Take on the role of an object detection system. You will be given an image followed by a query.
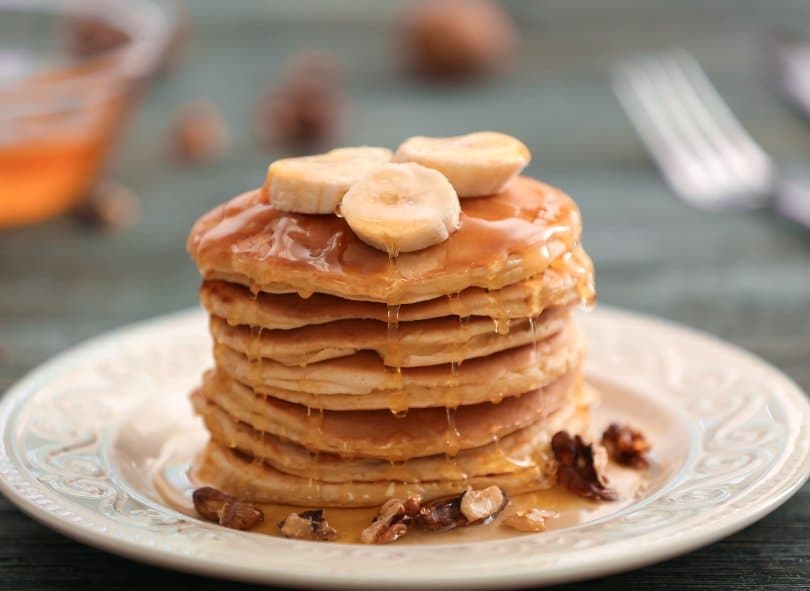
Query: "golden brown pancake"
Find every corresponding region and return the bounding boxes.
[212,323,583,408]
[193,439,566,507]
[187,176,583,305]
[198,246,594,330]
[195,396,589,483]
[193,369,579,460]
[209,307,569,367]
[210,339,581,413]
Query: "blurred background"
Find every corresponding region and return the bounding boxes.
[1,0,809,390]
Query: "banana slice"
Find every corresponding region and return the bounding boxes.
[340,162,461,255]
[265,147,392,214]
[394,131,530,197]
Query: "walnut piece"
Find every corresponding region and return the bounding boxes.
[502,508,559,533]
[360,496,421,544]
[192,486,235,521]
[416,487,507,532]
[400,0,517,81]
[192,486,264,530]
[254,52,345,151]
[169,101,230,165]
[278,509,338,541]
[551,431,617,501]
[601,423,651,469]
[218,501,264,530]
[73,181,140,232]
[415,495,465,532]
[460,486,506,523]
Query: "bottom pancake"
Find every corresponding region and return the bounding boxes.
[192,398,587,507]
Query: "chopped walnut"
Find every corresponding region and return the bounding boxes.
[254,52,346,151]
[415,495,465,532]
[416,487,507,532]
[278,509,338,541]
[192,486,235,521]
[399,0,517,81]
[169,101,230,165]
[460,486,506,523]
[502,508,559,532]
[601,423,651,469]
[73,181,140,232]
[551,431,617,501]
[360,496,421,544]
[218,501,264,530]
[192,486,264,530]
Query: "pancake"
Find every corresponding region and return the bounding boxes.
[194,395,590,483]
[193,439,564,507]
[212,322,583,408]
[187,176,583,305]
[199,247,594,330]
[209,307,570,367]
[194,369,580,460]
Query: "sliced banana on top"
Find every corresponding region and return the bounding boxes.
[394,131,530,197]
[340,162,461,255]
[266,147,392,214]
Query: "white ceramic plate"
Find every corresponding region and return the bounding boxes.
[0,307,808,589]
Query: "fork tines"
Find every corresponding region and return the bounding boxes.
[613,50,773,209]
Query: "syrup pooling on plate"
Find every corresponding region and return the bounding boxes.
[156,452,650,544]
[187,176,582,304]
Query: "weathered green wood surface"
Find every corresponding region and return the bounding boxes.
[1,1,809,589]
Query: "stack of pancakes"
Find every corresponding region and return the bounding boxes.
[187,175,595,507]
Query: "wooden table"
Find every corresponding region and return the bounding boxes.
[1,1,808,589]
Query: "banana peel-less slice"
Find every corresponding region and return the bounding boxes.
[394,131,530,197]
[266,147,392,214]
[340,162,461,254]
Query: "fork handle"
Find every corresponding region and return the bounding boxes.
[773,179,810,228]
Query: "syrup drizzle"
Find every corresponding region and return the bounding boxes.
[384,250,409,417]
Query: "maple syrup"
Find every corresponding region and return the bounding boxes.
[188,177,580,304]
[154,458,649,545]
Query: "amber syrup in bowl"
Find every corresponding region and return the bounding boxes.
[0,0,172,227]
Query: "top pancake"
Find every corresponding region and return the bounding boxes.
[199,245,594,330]
[187,176,583,305]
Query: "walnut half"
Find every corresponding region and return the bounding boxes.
[601,423,651,469]
[502,508,559,532]
[416,486,508,532]
[192,487,264,530]
[360,496,421,544]
[551,431,617,501]
[278,509,338,541]
[460,485,507,523]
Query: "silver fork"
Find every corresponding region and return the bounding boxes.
[613,49,810,227]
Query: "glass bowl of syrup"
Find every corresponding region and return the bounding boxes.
[0,0,173,227]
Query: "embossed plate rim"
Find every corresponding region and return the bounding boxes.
[0,306,808,590]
